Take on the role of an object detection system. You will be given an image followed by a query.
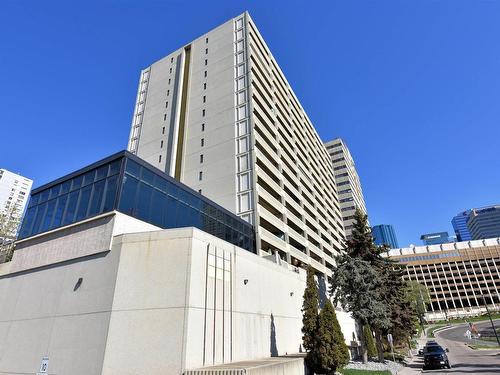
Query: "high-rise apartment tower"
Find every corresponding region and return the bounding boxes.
[0,169,33,240]
[324,138,367,239]
[127,12,345,276]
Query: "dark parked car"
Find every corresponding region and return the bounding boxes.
[423,344,451,369]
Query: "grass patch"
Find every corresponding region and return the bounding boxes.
[341,370,391,375]
[427,324,447,338]
[468,343,500,350]
[430,313,500,326]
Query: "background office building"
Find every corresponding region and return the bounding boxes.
[385,238,500,320]
[420,231,450,245]
[372,224,399,249]
[0,168,33,240]
[128,12,345,276]
[324,138,367,239]
[468,205,500,240]
[452,210,472,242]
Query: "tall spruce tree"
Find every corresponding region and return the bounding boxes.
[302,265,319,352]
[331,209,390,363]
[307,300,350,374]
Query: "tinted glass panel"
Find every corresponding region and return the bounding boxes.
[63,191,79,225]
[71,175,83,191]
[95,165,108,181]
[88,179,105,216]
[40,199,57,232]
[108,159,121,176]
[60,180,71,195]
[141,167,155,186]
[51,195,68,229]
[102,175,118,212]
[82,170,95,186]
[75,185,92,221]
[39,190,49,203]
[125,159,140,177]
[19,206,36,238]
[31,203,46,234]
[119,175,139,216]
[136,182,153,221]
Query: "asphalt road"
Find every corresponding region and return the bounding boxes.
[406,320,500,374]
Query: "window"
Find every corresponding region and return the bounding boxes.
[204,70,207,77]
[203,83,206,90]
[165,101,168,108]
[168,78,171,84]
[169,67,172,73]
[163,114,166,121]
[198,189,202,194]
[159,155,162,163]
[205,37,208,43]
[160,140,163,148]
[205,59,207,66]
[167,90,170,96]
[201,123,205,132]
[202,109,205,117]
[205,48,208,54]
[200,154,204,163]
[171,57,174,63]
[203,95,206,103]
[162,127,165,134]
[201,138,205,147]
[199,171,203,181]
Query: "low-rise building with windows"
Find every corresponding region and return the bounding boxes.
[385,239,500,320]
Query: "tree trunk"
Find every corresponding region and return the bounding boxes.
[374,329,385,362]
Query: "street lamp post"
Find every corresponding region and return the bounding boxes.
[480,295,500,346]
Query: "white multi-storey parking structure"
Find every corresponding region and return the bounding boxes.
[0,169,32,239]
[324,138,367,239]
[128,12,345,276]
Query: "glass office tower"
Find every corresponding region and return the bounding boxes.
[451,210,472,242]
[420,232,450,245]
[19,151,255,252]
[372,224,399,249]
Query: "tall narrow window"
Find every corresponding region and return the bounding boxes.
[162,127,165,134]
[198,189,202,194]
[165,101,168,108]
[200,154,204,163]
[167,89,170,96]
[201,138,205,147]
[205,59,208,66]
[160,140,164,148]
[159,155,162,163]
[203,83,207,90]
[171,57,174,63]
[205,37,208,43]
[201,123,205,132]
[199,171,203,181]
[168,78,171,84]
[203,95,206,103]
[205,48,208,54]
[163,114,166,121]
[202,109,205,117]
[169,67,172,73]
[204,71,207,77]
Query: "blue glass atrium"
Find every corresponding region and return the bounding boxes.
[19,151,255,252]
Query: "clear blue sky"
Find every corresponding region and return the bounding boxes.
[1,1,499,247]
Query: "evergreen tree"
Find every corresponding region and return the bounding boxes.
[307,300,350,374]
[302,265,319,352]
[363,325,377,359]
[331,209,391,362]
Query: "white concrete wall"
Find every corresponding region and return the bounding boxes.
[0,216,356,375]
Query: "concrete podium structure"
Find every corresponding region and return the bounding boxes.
[0,152,357,375]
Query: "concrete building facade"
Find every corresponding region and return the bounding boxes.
[0,212,357,375]
[385,238,500,321]
[127,12,345,277]
[0,168,32,239]
[324,138,367,239]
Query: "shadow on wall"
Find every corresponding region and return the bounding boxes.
[270,313,278,357]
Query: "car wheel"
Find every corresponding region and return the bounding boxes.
[446,362,451,369]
